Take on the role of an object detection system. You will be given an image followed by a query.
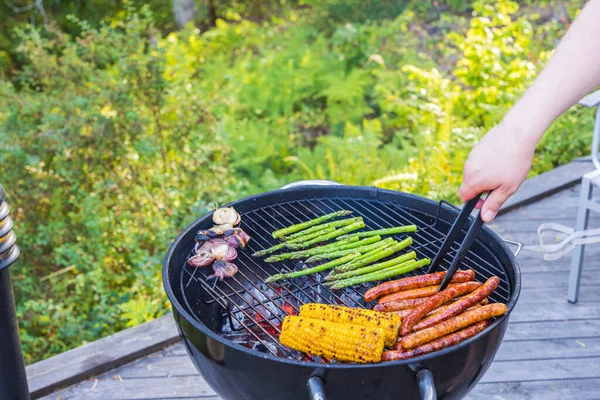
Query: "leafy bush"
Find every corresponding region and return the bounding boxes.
[0,0,593,363]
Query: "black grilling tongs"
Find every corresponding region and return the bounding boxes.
[428,192,488,292]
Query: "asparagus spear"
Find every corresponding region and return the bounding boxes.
[336,225,417,241]
[264,252,359,283]
[264,236,360,263]
[333,237,413,273]
[325,251,417,281]
[252,226,337,257]
[283,221,365,250]
[280,217,363,241]
[329,258,431,289]
[304,236,386,262]
[339,238,394,264]
[272,210,352,239]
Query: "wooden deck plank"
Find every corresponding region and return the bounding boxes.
[494,337,600,361]
[27,314,179,399]
[480,357,600,383]
[39,375,219,400]
[468,378,600,400]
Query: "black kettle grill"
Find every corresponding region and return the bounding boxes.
[163,181,522,400]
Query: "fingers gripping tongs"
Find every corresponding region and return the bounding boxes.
[427,193,487,292]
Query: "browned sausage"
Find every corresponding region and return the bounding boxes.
[400,303,508,349]
[383,321,489,360]
[378,282,481,305]
[412,277,500,332]
[424,297,487,319]
[373,297,431,312]
[364,270,475,302]
[388,309,413,320]
[400,282,482,335]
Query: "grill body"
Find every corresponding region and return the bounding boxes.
[163,186,521,400]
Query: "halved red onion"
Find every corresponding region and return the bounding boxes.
[207,260,239,281]
[187,252,215,268]
[224,235,239,248]
[211,242,237,261]
[199,238,225,254]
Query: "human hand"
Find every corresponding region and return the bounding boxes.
[458,121,537,222]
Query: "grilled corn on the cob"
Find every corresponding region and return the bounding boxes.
[280,315,385,363]
[299,303,400,347]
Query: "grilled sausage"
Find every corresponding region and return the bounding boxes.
[389,309,413,320]
[400,282,482,335]
[364,270,475,302]
[400,303,508,349]
[413,277,500,332]
[383,321,489,360]
[373,297,431,312]
[424,297,488,319]
[378,282,481,305]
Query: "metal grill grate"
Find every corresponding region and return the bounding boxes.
[180,196,512,362]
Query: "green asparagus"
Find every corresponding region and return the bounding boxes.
[304,236,385,262]
[252,226,337,257]
[328,258,430,289]
[336,225,417,241]
[263,236,360,263]
[287,226,336,244]
[252,243,286,257]
[280,217,363,241]
[272,210,352,239]
[264,252,359,283]
[333,237,413,273]
[325,251,417,281]
[284,220,365,250]
[340,238,394,264]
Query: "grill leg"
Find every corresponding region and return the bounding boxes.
[568,176,593,304]
[0,267,30,400]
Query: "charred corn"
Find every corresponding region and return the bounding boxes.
[299,303,400,347]
[280,316,385,363]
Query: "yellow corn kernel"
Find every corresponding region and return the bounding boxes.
[280,316,385,363]
[299,303,400,347]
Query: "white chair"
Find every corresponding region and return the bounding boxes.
[568,90,600,303]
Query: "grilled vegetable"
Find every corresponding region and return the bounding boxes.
[213,207,241,226]
[328,259,431,289]
[336,225,417,241]
[272,210,352,239]
[325,251,416,281]
[223,228,251,248]
[187,252,215,268]
[284,221,365,250]
[279,315,385,363]
[299,303,400,347]
[264,236,360,262]
[207,260,239,281]
[252,243,286,257]
[280,217,363,241]
[334,237,413,273]
[305,237,388,262]
[264,253,359,283]
[211,242,238,262]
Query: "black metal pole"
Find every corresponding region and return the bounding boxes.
[0,184,30,400]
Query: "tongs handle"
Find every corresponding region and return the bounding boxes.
[427,194,481,274]
[428,193,488,292]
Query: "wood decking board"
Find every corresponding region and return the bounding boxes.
[41,180,600,400]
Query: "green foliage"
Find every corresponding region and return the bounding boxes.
[0,0,593,363]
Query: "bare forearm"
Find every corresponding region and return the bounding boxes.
[504,0,600,144]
